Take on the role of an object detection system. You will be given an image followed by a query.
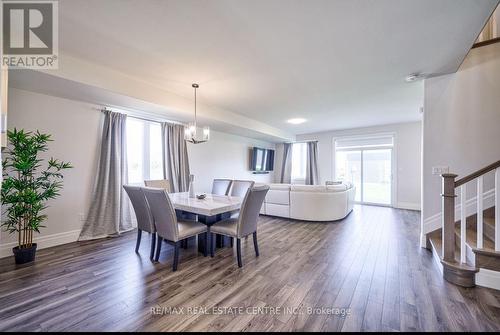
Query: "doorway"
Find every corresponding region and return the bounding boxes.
[335,135,394,206]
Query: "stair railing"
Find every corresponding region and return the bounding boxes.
[441,160,500,264]
[473,5,499,48]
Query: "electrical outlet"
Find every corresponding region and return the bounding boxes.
[432,166,449,175]
[78,213,85,222]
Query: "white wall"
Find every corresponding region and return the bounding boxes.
[188,132,274,194]
[1,88,275,257]
[288,121,422,210]
[422,42,500,234]
[1,88,101,253]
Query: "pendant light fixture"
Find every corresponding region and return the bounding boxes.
[184,83,210,144]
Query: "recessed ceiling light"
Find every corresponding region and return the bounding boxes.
[287,118,307,124]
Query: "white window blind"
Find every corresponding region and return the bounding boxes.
[335,135,393,150]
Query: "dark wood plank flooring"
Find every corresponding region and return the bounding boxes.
[1,205,500,331]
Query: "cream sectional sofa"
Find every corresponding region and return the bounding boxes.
[259,182,355,221]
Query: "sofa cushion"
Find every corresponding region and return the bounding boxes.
[265,203,290,218]
[291,184,350,193]
[326,184,348,192]
[266,189,290,205]
[268,183,291,191]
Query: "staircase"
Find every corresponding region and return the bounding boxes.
[427,160,500,288]
[473,4,500,49]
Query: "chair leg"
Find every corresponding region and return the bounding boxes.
[183,239,188,249]
[253,232,259,257]
[173,242,180,271]
[211,233,215,258]
[236,238,242,268]
[154,235,163,262]
[150,232,156,260]
[135,229,142,253]
[230,237,234,247]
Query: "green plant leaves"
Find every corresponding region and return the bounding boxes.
[1,129,72,248]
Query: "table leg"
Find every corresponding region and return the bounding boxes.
[197,214,232,252]
[197,215,217,254]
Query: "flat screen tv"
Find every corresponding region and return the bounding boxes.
[250,147,275,172]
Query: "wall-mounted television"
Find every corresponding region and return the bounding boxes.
[250,147,275,173]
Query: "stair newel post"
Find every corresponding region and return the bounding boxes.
[442,173,458,262]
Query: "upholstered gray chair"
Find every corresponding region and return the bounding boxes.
[146,179,194,225]
[229,180,255,197]
[123,185,156,260]
[226,180,255,225]
[210,185,270,267]
[142,187,208,271]
[144,179,170,192]
[212,179,232,195]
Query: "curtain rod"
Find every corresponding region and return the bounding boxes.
[95,107,186,126]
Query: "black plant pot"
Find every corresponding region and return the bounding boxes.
[13,243,37,264]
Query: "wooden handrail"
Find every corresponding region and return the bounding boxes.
[472,37,500,49]
[455,160,500,187]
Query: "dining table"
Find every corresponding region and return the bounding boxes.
[168,192,243,254]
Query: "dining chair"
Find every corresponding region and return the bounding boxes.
[212,179,233,195]
[146,179,194,224]
[142,187,209,271]
[210,185,270,267]
[144,179,171,192]
[123,185,156,260]
[226,180,256,225]
[229,180,255,197]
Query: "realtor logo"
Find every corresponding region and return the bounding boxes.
[1,0,58,69]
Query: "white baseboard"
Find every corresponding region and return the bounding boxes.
[422,188,495,235]
[395,202,421,211]
[476,268,500,291]
[0,229,81,259]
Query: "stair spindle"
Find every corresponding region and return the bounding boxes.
[477,176,483,249]
[496,168,500,251]
[460,185,467,263]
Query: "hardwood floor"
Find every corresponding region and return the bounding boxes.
[1,205,500,331]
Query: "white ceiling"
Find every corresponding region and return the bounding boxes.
[20,0,500,135]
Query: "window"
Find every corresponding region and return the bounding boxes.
[291,142,307,183]
[335,135,393,205]
[126,118,164,185]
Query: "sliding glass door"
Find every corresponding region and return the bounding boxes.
[362,149,392,205]
[335,135,393,206]
[336,150,362,202]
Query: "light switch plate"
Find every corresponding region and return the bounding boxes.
[432,166,449,175]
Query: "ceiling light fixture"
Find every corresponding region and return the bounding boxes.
[184,83,210,144]
[287,118,307,125]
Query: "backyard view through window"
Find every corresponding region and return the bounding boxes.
[335,135,393,205]
[291,142,307,184]
[126,118,164,185]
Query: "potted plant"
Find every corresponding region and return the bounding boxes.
[1,129,72,264]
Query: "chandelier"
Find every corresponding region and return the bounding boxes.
[184,83,210,144]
